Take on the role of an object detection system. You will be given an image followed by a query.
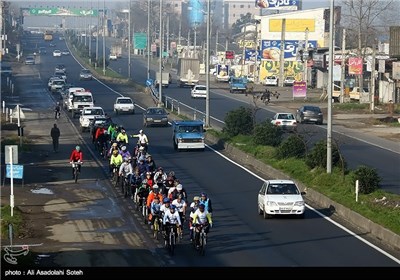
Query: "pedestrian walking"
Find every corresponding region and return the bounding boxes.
[54,102,61,120]
[51,123,60,153]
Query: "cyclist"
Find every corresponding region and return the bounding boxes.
[109,149,123,179]
[107,142,119,158]
[189,196,201,241]
[192,203,213,249]
[163,176,175,197]
[150,196,163,229]
[145,154,157,174]
[69,145,83,178]
[172,194,187,239]
[119,145,131,161]
[200,192,213,215]
[97,130,109,157]
[119,156,134,191]
[154,167,167,185]
[116,129,129,146]
[54,102,61,119]
[136,181,150,208]
[142,171,155,190]
[130,129,149,153]
[162,205,182,247]
[146,186,163,223]
[107,123,118,141]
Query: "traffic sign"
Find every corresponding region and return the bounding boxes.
[6,164,24,179]
[5,145,18,164]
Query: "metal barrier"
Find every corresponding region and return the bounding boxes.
[164,95,206,123]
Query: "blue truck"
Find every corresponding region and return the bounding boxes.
[229,76,248,94]
[172,120,205,151]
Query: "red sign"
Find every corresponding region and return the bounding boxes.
[348,57,363,75]
[225,50,235,59]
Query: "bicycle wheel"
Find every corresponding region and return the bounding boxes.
[200,232,206,256]
[169,231,175,256]
[153,219,159,240]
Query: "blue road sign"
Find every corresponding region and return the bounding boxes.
[146,79,153,86]
[6,165,24,179]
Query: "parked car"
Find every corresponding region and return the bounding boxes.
[143,107,169,127]
[284,76,295,86]
[25,55,35,65]
[191,85,207,98]
[257,179,306,219]
[271,113,297,131]
[113,97,135,114]
[53,50,62,57]
[295,105,323,125]
[263,75,278,86]
[79,69,93,80]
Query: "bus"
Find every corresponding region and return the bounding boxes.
[44,31,53,41]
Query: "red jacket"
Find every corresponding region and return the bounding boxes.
[70,150,83,162]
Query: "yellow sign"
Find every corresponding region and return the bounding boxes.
[260,60,304,81]
[269,19,315,32]
[239,40,256,49]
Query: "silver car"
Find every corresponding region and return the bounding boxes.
[79,69,93,80]
[295,105,324,125]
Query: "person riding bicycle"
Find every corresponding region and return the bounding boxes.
[192,203,213,249]
[162,205,182,247]
[130,129,149,153]
[200,192,213,215]
[109,149,123,179]
[189,196,201,241]
[119,145,131,161]
[136,181,150,208]
[116,129,129,146]
[154,167,167,185]
[97,130,109,157]
[146,186,163,223]
[172,194,187,225]
[69,145,83,178]
[142,171,155,190]
[54,102,61,119]
[150,196,163,228]
[107,123,118,141]
[119,156,134,182]
[145,154,157,174]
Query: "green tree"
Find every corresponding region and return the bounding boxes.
[222,106,254,137]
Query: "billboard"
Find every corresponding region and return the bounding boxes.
[245,50,259,62]
[22,8,98,17]
[348,57,363,75]
[189,0,204,27]
[261,40,317,60]
[255,0,299,10]
[260,60,304,81]
[269,19,315,32]
[133,33,147,50]
[389,26,400,58]
[393,62,400,80]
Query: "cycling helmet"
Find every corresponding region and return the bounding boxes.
[121,129,126,133]
[139,146,145,151]
[163,198,170,204]
[177,194,183,199]
[170,205,176,210]
[112,142,118,147]
[199,203,205,210]
[153,187,159,192]
[112,150,119,155]
[139,129,143,133]
[121,146,127,151]
[146,171,152,176]
[176,184,183,191]
[145,154,152,158]
[157,167,163,171]
[168,171,175,177]
[193,196,200,201]
[201,192,207,197]
[167,176,174,181]
[125,156,131,162]
[75,145,81,151]
[139,156,145,162]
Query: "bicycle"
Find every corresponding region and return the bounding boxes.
[166,224,177,256]
[152,214,162,240]
[194,224,208,256]
[70,161,82,183]
[111,166,119,188]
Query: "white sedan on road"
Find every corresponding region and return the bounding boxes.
[271,112,297,132]
[191,85,207,98]
[263,75,278,86]
[53,50,62,57]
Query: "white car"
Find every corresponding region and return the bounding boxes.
[257,179,306,219]
[284,76,295,86]
[264,75,278,86]
[113,97,135,114]
[53,50,62,57]
[79,106,106,132]
[109,53,117,60]
[191,85,207,98]
[271,113,297,132]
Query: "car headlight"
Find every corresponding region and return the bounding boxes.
[294,201,305,206]
[146,117,153,121]
[266,201,278,207]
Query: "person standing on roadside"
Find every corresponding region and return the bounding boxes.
[51,123,60,153]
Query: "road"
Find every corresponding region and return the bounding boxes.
[3,32,399,268]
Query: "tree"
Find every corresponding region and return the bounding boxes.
[231,13,253,35]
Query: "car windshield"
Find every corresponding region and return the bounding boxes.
[118,99,132,104]
[81,70,90,74]
[73,96,93,102]
[267,184,299,195]
[147,108,165,115]
[178,125,202,133]
[83,109,103,115]
[304,106,320,112]
[195,86,206,91]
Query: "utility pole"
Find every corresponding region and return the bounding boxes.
[205,0,210,127]
[340,28,346,104]
[96,0,99,65]
[1,0,3,62]
[158,0,163,106]
[102,0,106,75]
[178,16,181,46]
[147,0,150,80]
[304,27,309,84]
[370,40,376,112]
[327,0,334,174]
[215,28,218,55]
[128,0,131,80]
[241,24,247,77]
[278,19,286,87]
[166,14,169,60]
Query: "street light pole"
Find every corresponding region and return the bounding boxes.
[128,0,131,80]
[158,0,163,106]
[102,0,106,75]
[147,0,151,80]
[96,0,99,65]
[205,0,210,127]
[327,0,334,173]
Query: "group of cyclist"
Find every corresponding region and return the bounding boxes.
[69,121,213,250]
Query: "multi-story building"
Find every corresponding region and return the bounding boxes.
[223,0,260,29]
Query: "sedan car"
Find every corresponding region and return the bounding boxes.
[25,55,35,65]
[143,107,169,127]
[295,105,323,125]
[114,97,135,114]
[53,50,62,57]
[257,179,306,219]
[271,113,297,131]
[61,49,70,55]
[263,75,278,86]
[55,64,66,73]
[284,76,295,86]
[191,85,207,98]
[79,69,93,80]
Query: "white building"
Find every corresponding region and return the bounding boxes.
[224,0,261,29]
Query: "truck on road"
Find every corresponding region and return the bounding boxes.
[155,72,171,88]
[215,64,230,82]
[172,120,205,151]
[177,58,200,88]
[229,76,248,93]
[110,44,122,59]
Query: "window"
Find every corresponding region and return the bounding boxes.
[233,5,235,8]
[240,5,244,8]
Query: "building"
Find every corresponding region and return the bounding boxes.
[224,0,260,29]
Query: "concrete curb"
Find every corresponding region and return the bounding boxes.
[205,132,400,252]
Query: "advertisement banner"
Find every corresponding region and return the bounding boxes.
[333,65,341,81]
[393,62,400,80]
[239,40,256,49]
[260,60,304,81]
[378,60,385,73]
[269,19,315,32]
[255,0,299,10]
[245,50,259,62]
[261,40,317,60]
[22,8,98,17]
[225,51,235,59]
[348,57,363,75]
[293,81,307,98]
